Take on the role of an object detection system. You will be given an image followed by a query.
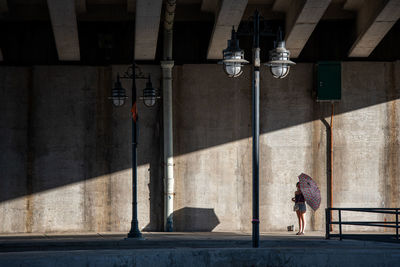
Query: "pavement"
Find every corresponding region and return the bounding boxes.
[0,231,399,266]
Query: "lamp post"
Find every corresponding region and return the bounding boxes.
[109,63,160,239]
[220,10,295,248]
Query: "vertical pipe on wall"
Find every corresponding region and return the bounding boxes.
[329,102,334,232]
[161,0,176,232]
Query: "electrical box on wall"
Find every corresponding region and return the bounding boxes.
[316,62,341,101]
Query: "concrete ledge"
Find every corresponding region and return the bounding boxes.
[0,246,400,267]
[0,232,399,266]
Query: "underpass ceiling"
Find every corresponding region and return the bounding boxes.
[0,0,398,63]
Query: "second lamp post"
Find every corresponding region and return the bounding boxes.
[109,64,160,239]
[220,10,295,248]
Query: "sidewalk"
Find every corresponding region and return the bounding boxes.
[0,231,398,266]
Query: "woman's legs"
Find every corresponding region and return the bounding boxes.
[296,210,302,234]
[300,211,306,233]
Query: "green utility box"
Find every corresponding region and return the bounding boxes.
[316,62,341,101]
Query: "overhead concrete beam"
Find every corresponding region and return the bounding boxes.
[0,0,8,13]
[348,0,400,57]
[207,0,248,60]
[201,0,218,14]
[127,0,135,13]
[134,0,163,60]
[285,0,331,58]
[75,0,86,14]
[47,0,80,61]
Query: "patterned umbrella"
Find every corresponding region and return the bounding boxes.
[298,173,321,211]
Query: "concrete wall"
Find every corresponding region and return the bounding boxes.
[173,62,400,232]
[0,62,399,233]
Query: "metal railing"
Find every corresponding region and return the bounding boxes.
[326,208,399,241]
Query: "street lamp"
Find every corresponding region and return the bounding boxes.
[141,76,160,107]
[109,75,128,107]
[265,31,294,79]
[220,27,249,77]
[220,10,295,248]
[109,64,160,239]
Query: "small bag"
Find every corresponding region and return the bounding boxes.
[293,204,299,211]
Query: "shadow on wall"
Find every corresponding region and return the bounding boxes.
[155,207,220,232]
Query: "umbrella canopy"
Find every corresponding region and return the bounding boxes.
[298,173,321,211]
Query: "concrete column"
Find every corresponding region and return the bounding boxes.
[161,60,174,232]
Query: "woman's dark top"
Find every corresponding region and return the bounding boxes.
[295,192,305,203]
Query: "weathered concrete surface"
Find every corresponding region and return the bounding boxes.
[0,67,31,233]
[0,248,398,267]
[0,245,399,267]
[333,62,400,231]
[0,65,163,233]
[0,62,399,234]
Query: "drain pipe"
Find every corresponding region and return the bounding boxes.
[161,0,176,232]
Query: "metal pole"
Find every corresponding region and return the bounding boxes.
[396,209,399,240]
[252,10,260,248]
[127,62,142,238]
[325,208,330,239]
[339,209,342,241]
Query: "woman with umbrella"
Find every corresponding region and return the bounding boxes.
[292,173,322,235]
[292,182,306,235]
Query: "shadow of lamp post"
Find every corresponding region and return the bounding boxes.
[219,10,295,248]
[109,64,160,239]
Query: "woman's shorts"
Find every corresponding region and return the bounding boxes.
[298,203,306,212]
